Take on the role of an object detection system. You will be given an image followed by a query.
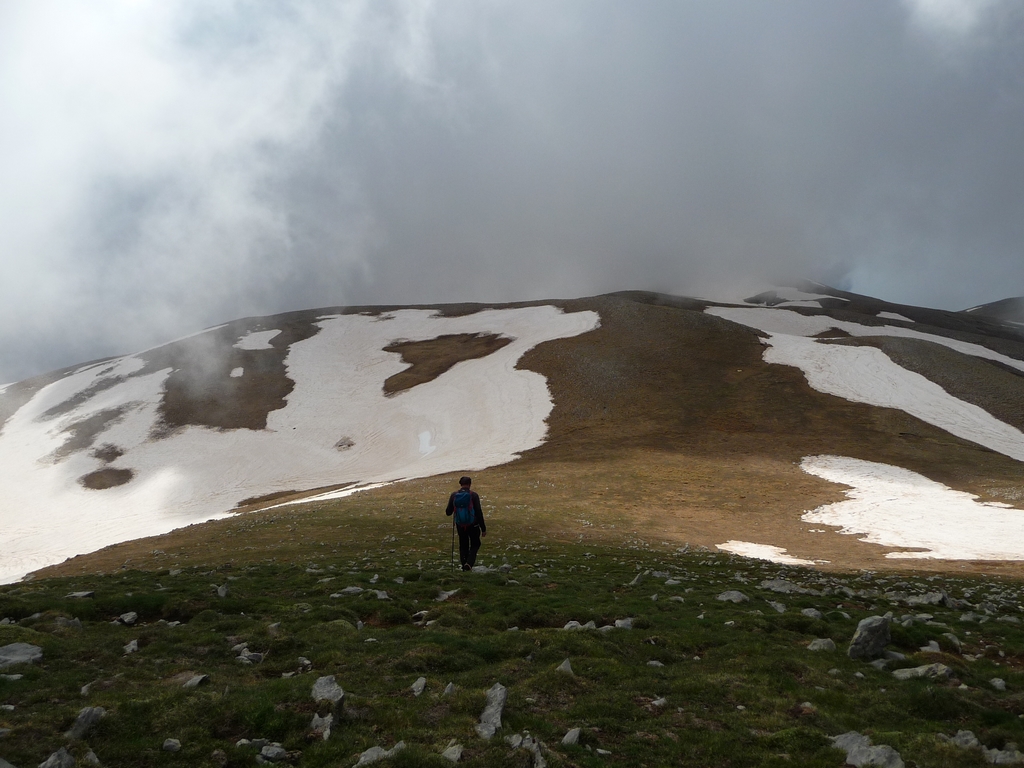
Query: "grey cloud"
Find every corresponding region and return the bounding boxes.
[1,1,1023,382]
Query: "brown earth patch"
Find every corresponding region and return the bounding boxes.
[382,333,513,395]
[91,443,125,463]
[80,467,134,490]
[50,406,132,462]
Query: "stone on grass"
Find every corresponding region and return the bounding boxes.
[920,640,940,653]
[807,638,836,652]
[355,741,405,765]
[716,590,749,603]
[939,730,981,749]
[441,741,464,762]
[312,675,345,707]
[613,618,633,629]
[124,639,138,654]
[984,744,1024,764]
[562,728,581,746]
[54,617,82,630]
[801,608,823,620]
[411,676,427,696]
[647,660,664,667]
[163,738,182,752]
[38,748,76,768]
[832,731,904,768]
[475,682,508,739]
[892,663,952,681]
[848,614,891,660]
[261,745,288,762]
[436,589,459,602]
[65,591,94,599]
[443,682,456,695]
[943,633,962,653]
[119,611,138,625]
[991,678,1007,691]
[556,659,573,675]
[217,585,229,598]
[65,706,105,740]
[0,643,42,669]
[183,673,209,688]
[767,601,786,613]
[311,713,333,740]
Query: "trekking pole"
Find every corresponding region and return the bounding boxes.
[451,517,456,572]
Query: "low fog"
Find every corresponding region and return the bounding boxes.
[1,1,1022,382]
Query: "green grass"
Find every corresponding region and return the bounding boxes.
[2,542,1024,767]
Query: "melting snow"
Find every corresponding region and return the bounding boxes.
[0,305,598,583]
[234,329,281,350]
[801,455,1024,560]
[229,367,244,378]
[876,311,912,323]
[706,306,1024,462]
[717,541,819,565]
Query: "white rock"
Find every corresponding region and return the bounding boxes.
[354,741,405,765]
[991,678,1007,691]
[562,728,581,745]
[441,741,464,762]
[123,639,138,654]
[312,675,345,706]
[162,738,182,752]
[411,676,427,696]
[716,590,749,603]
[556,659,574,675]
[475,682,508,739]
[0,643,42,669]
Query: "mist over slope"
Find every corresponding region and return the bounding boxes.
[3,286,1024,583]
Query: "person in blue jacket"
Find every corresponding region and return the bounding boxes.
[446,476,487,571]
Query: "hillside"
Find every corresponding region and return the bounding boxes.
[2,287,1024,584]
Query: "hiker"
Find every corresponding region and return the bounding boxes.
[446,476,486,571]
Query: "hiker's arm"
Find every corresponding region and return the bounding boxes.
[445,494,454,516]
[474,493,486,534]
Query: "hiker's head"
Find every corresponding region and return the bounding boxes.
[459,476,472,488]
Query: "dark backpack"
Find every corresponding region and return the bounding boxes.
[452,489,475,528]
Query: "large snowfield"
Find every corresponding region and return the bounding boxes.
[0,306,598,584]
[706,303,1024,563]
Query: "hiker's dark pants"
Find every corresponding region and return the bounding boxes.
[457,525,482,568]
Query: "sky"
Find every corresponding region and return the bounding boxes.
[1,0,1022,383]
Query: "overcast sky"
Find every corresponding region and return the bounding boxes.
[1,0,1022,382]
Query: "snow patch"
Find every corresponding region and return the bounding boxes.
[717,541,819,566]
[234,329,281,350]
[705,306,1024,462]
[801,455,1024,560]
[0,305,599,584]
[877,311,913,323]
[229,367,243,378]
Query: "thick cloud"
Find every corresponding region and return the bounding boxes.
[1,0,1022,382]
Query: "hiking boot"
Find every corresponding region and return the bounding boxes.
[461,564,471,572]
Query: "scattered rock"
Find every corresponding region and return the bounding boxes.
[800,608,823,620]
[119,611,138,625]
[355,741,405,765]
[311,712,333,740]
[260,744,289,763]
[848,614,891,660]
[65,706,105,740]
[53,617,82,630]
[831,731,904,768]
[767,601,786,613]
[66,591,95,599]
[441,740,464,762]
[892,663,952,681]
[443,682,456,696]
[807,639,836,652]
[217,585,229,598]
[163,738,182,752]
[942,633,962,653]
[312,675,345,709]
[991,678,1007,692]
[938,730,981,749]
[211,748,228,767]
[372,590,390,600]
[920,640,940,653]
[614,618,633,629]
[436,589,460,602]
[124,639,138,654]
[0,643,42,669]
[183,673,209,688]
[411,676,427,696]
[716,590,749,603]
[760,579,820,596]
[38,748,76,768]
[556,659,574,675]
[476,682,508,739]
[562,728,581,745]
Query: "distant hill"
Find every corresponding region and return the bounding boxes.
[3,286,1024,583]
[962,296,1024,326]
